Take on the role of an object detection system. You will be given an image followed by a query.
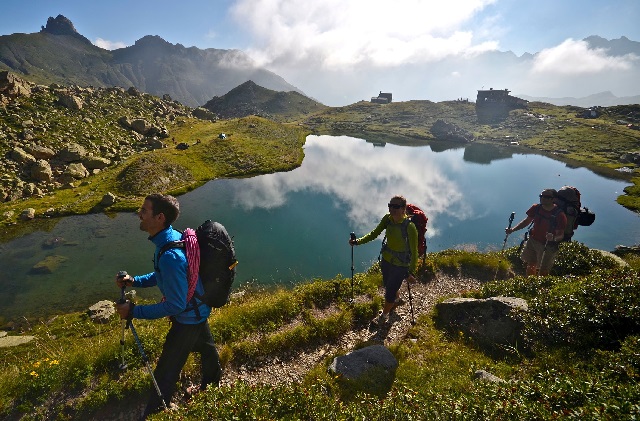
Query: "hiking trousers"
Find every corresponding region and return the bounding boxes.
[143,319,221,418]
[381,259,408,303]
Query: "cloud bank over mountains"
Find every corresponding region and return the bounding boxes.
[223,0,639,105]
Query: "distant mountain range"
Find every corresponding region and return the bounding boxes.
[0,15,302,107]
[0,16,638,108]
[516,91,640,107]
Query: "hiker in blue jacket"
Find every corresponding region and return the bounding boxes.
[115,193,221,419]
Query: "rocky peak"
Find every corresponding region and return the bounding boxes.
[41,15,79,36]
[39,15,92,44]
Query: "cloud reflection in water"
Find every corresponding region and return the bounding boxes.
[230,135,473,237]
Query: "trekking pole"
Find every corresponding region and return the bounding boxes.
[350,232,356,302]
[118,273,128,370]
[493,212,515,281]
[406,277,415,325]
[117,271,168,411]
[539,237,550,277]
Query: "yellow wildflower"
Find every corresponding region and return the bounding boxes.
[33,361,41,368]
[30,371,39,378]
[50,359,59,366]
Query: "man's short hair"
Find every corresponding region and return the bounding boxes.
[145,194,180,227]
[541,188,557,198]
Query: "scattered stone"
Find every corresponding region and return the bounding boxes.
[30,159,53,182]
[100,192,117,207]
[30,255,68,274]
[0,335,35,348]
[42,237,65,249]
[57,143,87,163]
[19,208,36,220]
[57,93,83,110]
[474,369,506,383]
[87,300,116,324]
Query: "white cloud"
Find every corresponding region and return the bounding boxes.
[93,38,127,50]
[231,0,498,69]
[532,38,638,75]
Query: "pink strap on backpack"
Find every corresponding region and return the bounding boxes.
[182,228,200,303]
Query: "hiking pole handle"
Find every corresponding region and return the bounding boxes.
[117,271,128,304]
[502,212,516,243]
[350,232,356,243]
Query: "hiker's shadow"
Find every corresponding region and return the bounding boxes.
[367,312,402,342]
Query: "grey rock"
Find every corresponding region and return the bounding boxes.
[329,344,398,380]
[435,296,528,351]
[100,192,116,207]
[19,208,35,220]
[87,300,116,324]
[30,159,53,182]
[57,143,87,162]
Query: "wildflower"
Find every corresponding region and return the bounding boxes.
[33,361,41,368]
[49,359,60,366]
[30,371,39,378]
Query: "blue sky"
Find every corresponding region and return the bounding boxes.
[1,0,639,105]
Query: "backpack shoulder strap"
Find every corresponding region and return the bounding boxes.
[155,241,185,271]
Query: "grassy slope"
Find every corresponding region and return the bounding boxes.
[1,245,638,420]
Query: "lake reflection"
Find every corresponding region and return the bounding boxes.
[1,135,638,321]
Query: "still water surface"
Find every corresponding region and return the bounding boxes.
[1,135,638,321]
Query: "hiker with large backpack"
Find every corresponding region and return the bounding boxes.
[349,195,418,326]
[115,194,222,419]
[555,185,596,241]
[505,188,568,276]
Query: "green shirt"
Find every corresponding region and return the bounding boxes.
[357,214,418,273]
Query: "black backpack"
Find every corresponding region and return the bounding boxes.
[556,186,595,241]
[158,220,237,309]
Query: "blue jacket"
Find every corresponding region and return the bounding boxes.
[132,225,211,324]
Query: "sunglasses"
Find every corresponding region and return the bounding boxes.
[388,203,405,209]
[539,195,554,199]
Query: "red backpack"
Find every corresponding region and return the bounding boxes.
[405,203,428,257]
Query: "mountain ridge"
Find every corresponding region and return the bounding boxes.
[516,91,640,107]
[0,15,304,107]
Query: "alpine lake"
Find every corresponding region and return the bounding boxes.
[1,135,638,322]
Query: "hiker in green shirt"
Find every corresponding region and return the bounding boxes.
[350,195,418,325]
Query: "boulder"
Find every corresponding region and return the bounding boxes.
[9,147,36,165]
[19,208,36,220]
[57,143,87,162]
[25,144,56,160]
[328,344,398,396]
[64,162,89,179]
[435,296,528,352]
[87,300,116,324]
[0,71,32,98]
[57,93,83,110]
[100,192,116,207]
[130,119,150,134]
[30,159,53,182]
[82,156,111,170]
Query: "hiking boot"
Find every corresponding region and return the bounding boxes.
[376,311,389,325]
[391,298,405,310]
[185,384,203,400]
